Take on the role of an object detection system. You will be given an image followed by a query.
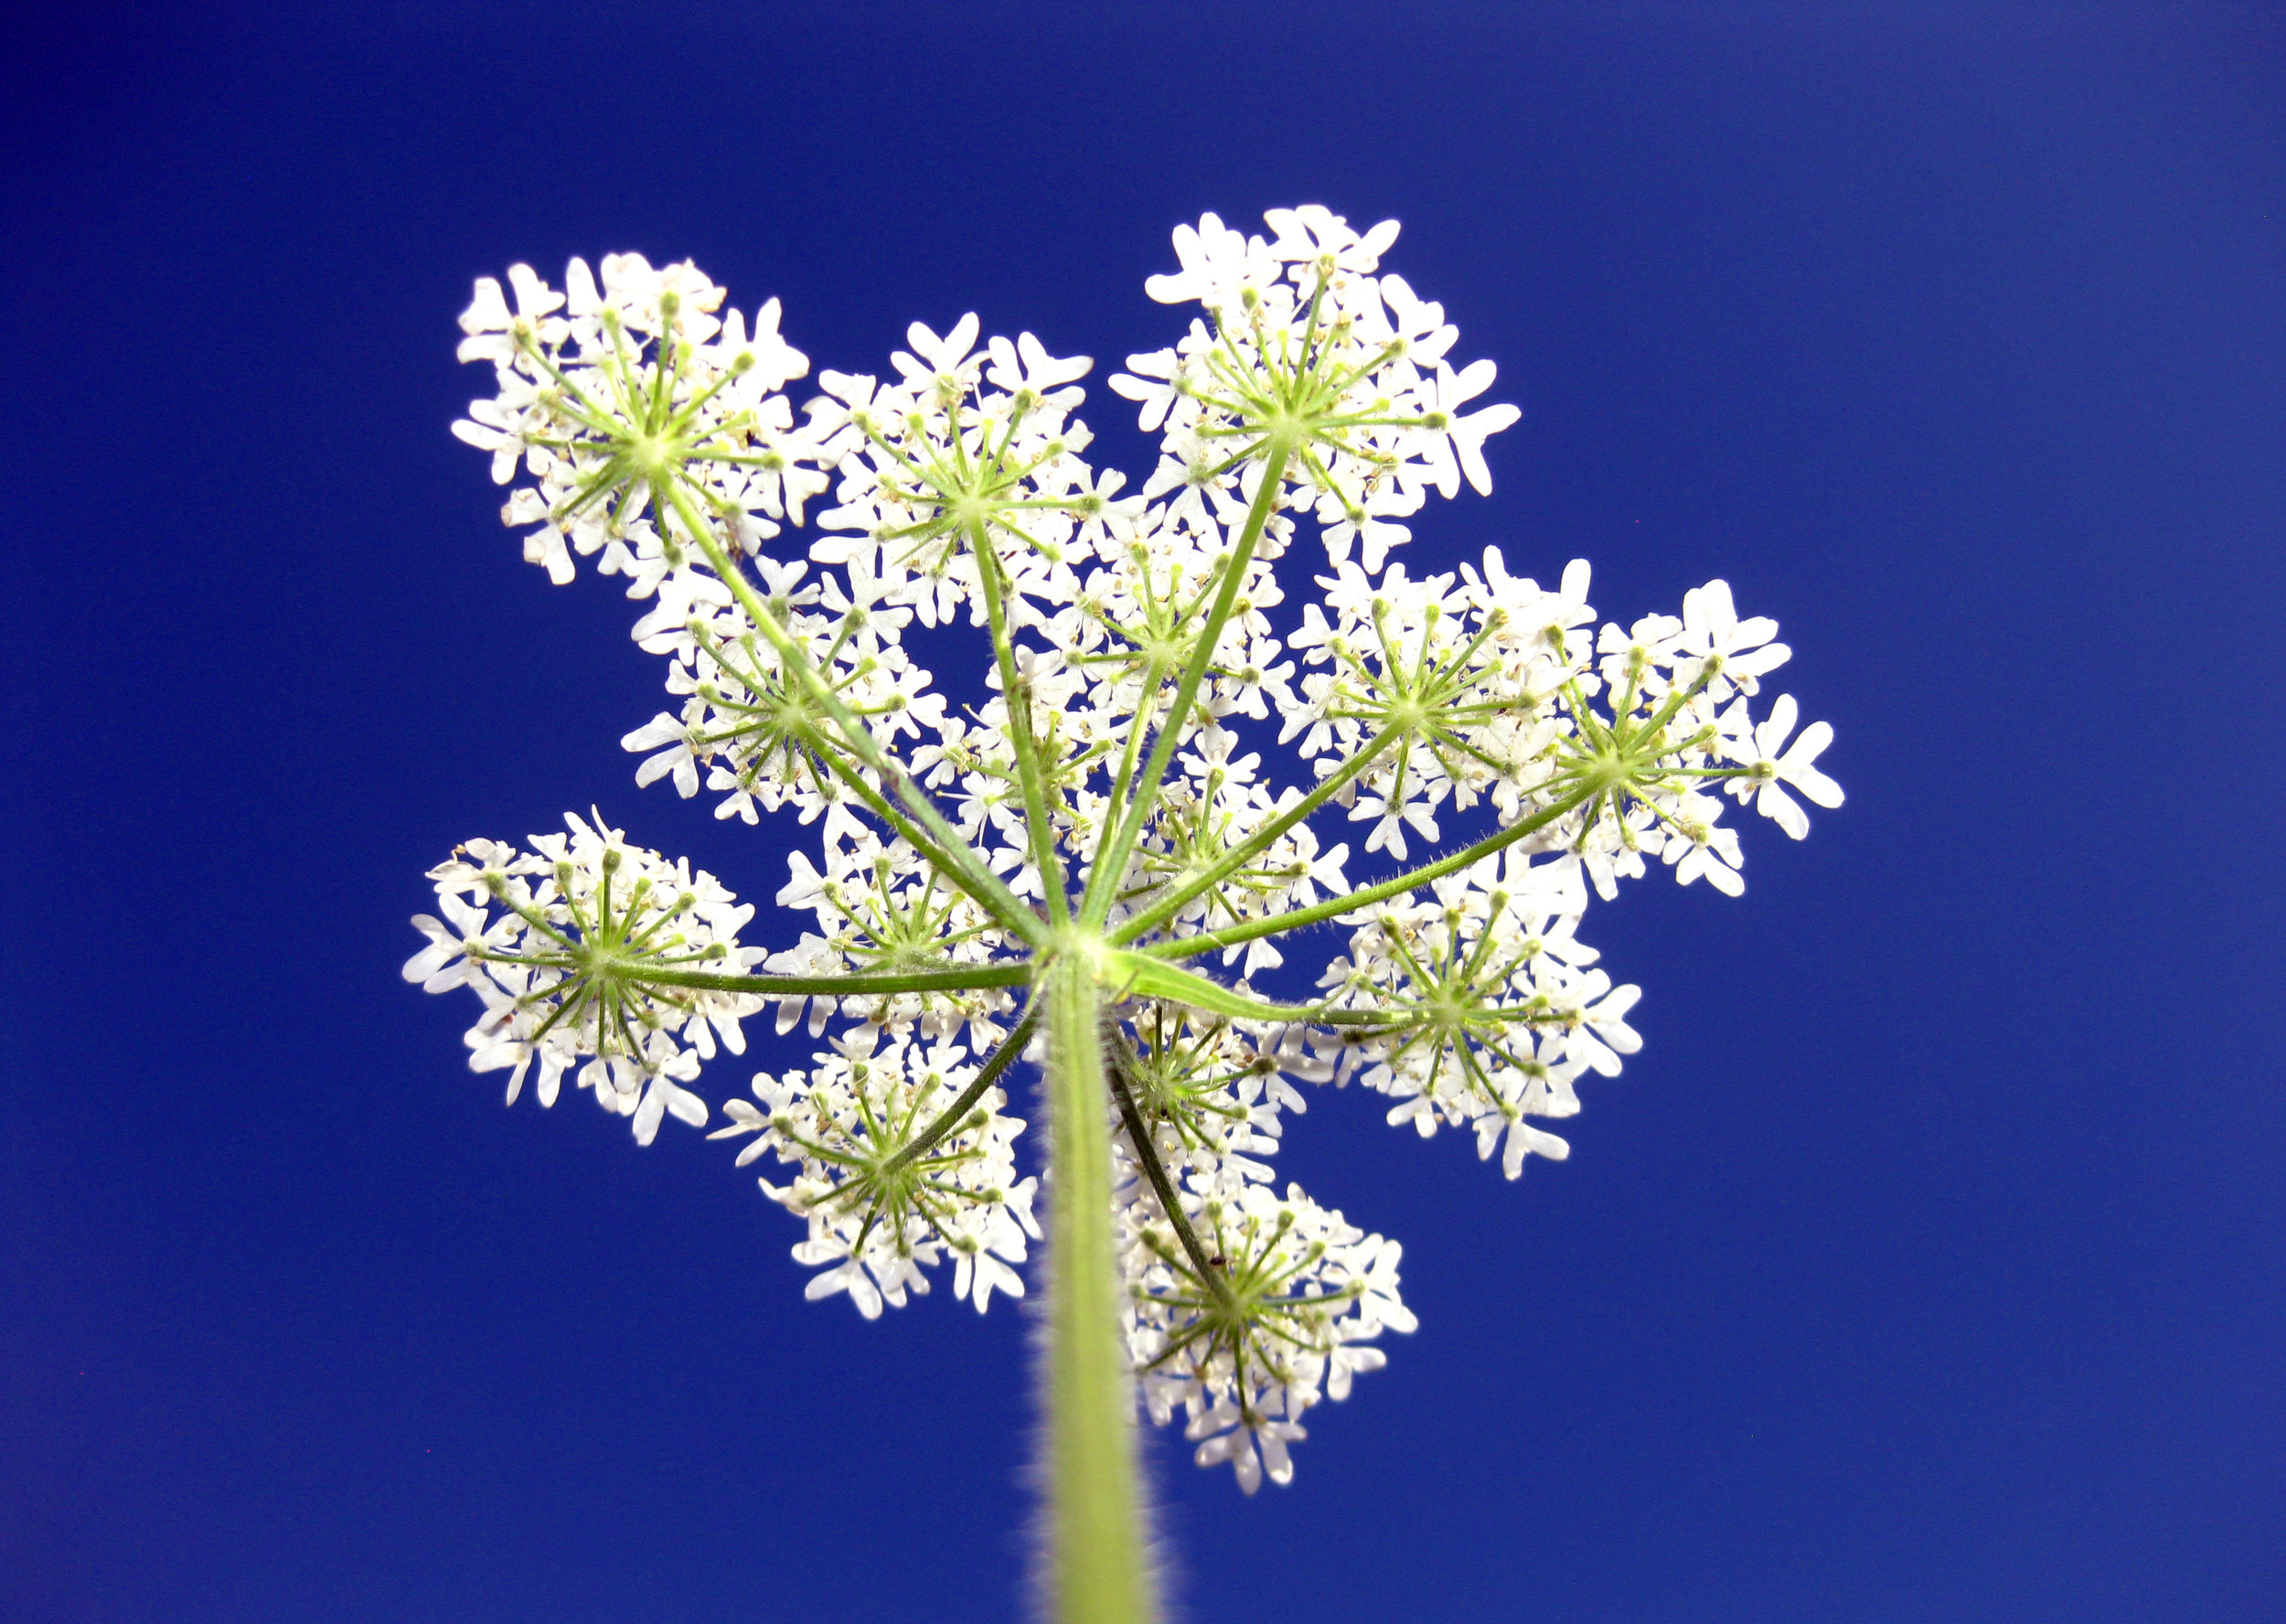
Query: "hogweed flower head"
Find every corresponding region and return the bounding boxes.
[710,1025,1040,1317]
[454,253,821,586]
[404,813,759,1141]
[415,208,1843,1621]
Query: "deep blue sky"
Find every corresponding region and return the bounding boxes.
[5,5,2281,1621]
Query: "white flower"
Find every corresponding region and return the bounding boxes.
[985,331,1091,407]
[1562,972,1643,1077]
[621,707,704,798]
[1680,579,1790,695]
[455,262,565,365]
[891,313,984,396]
[1143,212,1282,313]
[1415,358,1522,497]
[796,1242,887,1320]
[1727,693,1843,839]
[1190,1395,1306,1494]
[630,1046,709,1146]
[1262,205,1401,275]
[402,890,521,994]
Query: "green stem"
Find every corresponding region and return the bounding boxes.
[969,515,1069,923]
[1139,782,1600,962]
[627,963,1034,996]
[676,508,1047,946]
[880,1002,1039,1178]
[1081,443,1290,928]
[1105,949,1388,1026]
[1109,721,1399,944]
[1103,1036,1234,1308]
[1043,954,1153,1624]
[806,736,1025,927]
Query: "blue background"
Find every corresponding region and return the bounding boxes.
[5,5,2281,1620]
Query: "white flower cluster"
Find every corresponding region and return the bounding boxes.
[1319,850,1623,1174]
[1094,1005,1405,1491]
[418,208,1844,1497]
[615,552,951,829]
[1119,1177,1411,1495]
[403,812,760,1143]
[709,1029,1040,1317]
[1112,205,1522,572]
[806,315,1112,613]
[1278,551,1839,880]
[453,253,822,588]
[766,833,1019,1044]
[1112,1006,1320,1201]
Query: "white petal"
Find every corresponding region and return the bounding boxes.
[457,276,509,336]
[1758,781,1811,839]
[631,1085,666,1145]
[1522,1125,1571,1161]
[1792,763,1845,808]
[1755,694,1800,757]
[621,713,683,752]
[1445,357,1498,406]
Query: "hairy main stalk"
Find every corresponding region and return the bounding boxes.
[1043,950,1154,1624]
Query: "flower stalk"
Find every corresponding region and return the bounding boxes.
[1044,951,1154,1624]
